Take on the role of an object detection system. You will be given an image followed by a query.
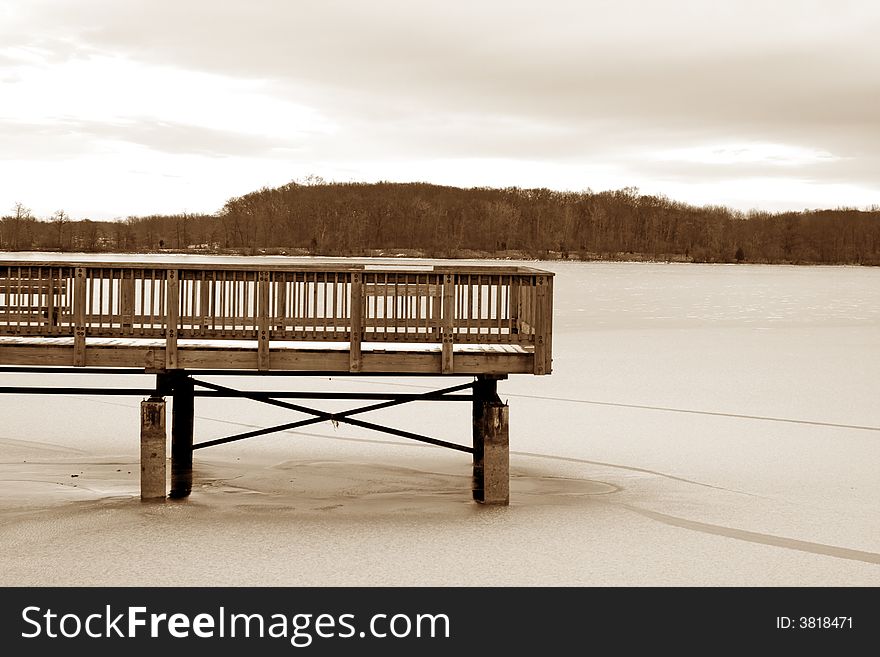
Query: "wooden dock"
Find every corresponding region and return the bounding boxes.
[0,258,554,504]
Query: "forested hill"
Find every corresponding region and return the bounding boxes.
[3,181,879,264]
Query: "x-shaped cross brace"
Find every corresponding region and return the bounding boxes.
[190,378,475,454]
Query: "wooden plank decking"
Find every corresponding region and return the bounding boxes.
[0,259,553,375]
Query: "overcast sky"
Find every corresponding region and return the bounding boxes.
[1,0,878,219]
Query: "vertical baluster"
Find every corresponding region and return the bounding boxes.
[424,274,430,339]
[466,274,473,340]
[311,272,318,340]
[35,267,42,332]
[322,273,328,337]
[432,274,441,340]
[332,273,339,335]
[159,270,166,334]
[47,267,57,333]
[232,271,239,332]
[87,270,95,334]
[477,275,483,340]
[380,274,387,337]
[123,268,136,334]
[504,276,512,343]
[12,267,18,327]
[150,270,157,332]
[210,271,217,332]
[403,276,409,337]
[291,274,299,335]
[370,274,377,338]
[495,275,502,338]
[342,274,348,337]
[3,267,9,330]
[110,268,117,331]
[218,273,226,336]
[274,273,286,333]
[137,269,143,335]
[2,267,8,328]
[248,272,255,334]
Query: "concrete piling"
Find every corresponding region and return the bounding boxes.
[473,375,510,505]
[140,395,166,501]
[170,374,194,499]
[480,402,510,504]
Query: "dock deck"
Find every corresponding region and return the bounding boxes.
[0,260,553,375]
[0,258,554,505]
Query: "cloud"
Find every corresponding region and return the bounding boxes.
[0,117,302,159]
[1,0,878,214]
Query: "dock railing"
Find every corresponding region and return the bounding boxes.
[0,261,553,374]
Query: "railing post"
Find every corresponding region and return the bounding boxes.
[349,272,362,372]
[533,275,550,375]
[258,271,270,371]
[544,275,553,373]
[165,269,178,370]
[441,273,455,374]
[73,267,86,366]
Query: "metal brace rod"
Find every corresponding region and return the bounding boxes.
[191,378,476,453]
[194,416,332,450]
[190,378,474,418]
[0,386,472,401]
[193,412,473,453]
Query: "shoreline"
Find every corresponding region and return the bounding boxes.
[0,247,876,267]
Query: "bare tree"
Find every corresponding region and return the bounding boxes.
[5,202,34,250]
[52,209,70,250]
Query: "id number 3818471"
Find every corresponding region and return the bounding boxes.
[776,617,853,629]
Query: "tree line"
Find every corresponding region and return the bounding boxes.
[2,182,879,264]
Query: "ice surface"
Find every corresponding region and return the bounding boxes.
[1,259,878,586]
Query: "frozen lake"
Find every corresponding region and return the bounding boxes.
[1,257,879,586]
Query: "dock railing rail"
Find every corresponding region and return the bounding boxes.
[0,261,553,374]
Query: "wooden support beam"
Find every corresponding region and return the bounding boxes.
[140,395,166,501]
[169,374,194,499]
[472,375,509,505]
